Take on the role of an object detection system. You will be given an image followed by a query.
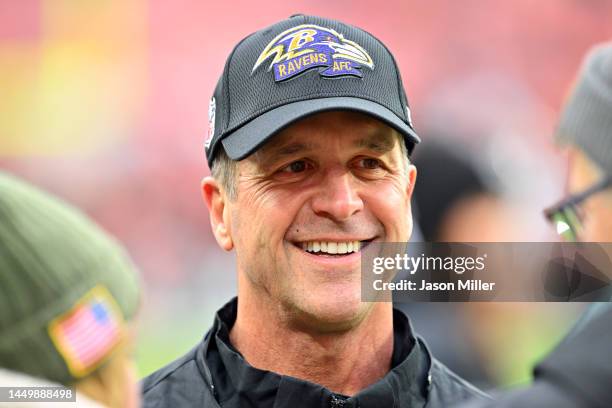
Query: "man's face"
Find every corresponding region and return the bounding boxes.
[226,111,416,330]
[567,147,612,242]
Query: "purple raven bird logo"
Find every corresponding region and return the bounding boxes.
[252,24,375,82]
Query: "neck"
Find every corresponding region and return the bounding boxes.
[229,286,394,396]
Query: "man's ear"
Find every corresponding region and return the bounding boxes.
[202,176,234,251]
[406,164,417,199]
[405,164,418,239]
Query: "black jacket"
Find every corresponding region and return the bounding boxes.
[142,298,488,407]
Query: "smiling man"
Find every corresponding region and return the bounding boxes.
[142,15,487,407]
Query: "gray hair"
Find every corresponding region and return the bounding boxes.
[210,148,239,200]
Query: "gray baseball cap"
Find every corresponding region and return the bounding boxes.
[556,42,612,177]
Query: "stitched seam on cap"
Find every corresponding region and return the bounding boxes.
[360,27,408,124]
[223,35,251,132]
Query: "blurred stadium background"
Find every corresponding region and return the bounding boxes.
[1,0,611,390]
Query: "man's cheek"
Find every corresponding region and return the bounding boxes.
[366,186,408,214]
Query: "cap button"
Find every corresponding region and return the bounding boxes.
[290,14,305,18]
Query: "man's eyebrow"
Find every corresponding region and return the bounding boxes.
[354,132,396,153]
[256,131,396,162]
[257,142,316,162]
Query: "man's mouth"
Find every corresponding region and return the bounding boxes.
[294,239,375,257]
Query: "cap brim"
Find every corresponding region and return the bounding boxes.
[221,97,420,160]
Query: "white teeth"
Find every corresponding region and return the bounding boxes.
[300,240,363,254]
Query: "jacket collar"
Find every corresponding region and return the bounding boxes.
[196,297,431,408]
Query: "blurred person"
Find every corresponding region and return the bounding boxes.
[142,15,488,407]
[399,140,504,388]
[407,141,572,388]
[0,172,141,408]
[412,140,517,243]
[458,42,612,408]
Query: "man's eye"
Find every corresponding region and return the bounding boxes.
[281,160,309,173]
[359,158,382,169]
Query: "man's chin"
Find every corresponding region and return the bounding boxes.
[286,293,373,333]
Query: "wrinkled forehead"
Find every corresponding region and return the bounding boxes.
[251,111,401,162]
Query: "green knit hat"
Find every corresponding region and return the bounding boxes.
[0,172,140,385]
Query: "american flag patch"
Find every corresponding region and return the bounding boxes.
[48,285,124,378]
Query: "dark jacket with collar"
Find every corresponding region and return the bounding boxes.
[142,298,488,407]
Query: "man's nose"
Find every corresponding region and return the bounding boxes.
[310,170,364,221]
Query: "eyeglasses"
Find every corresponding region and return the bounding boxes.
[544,176,611,241]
